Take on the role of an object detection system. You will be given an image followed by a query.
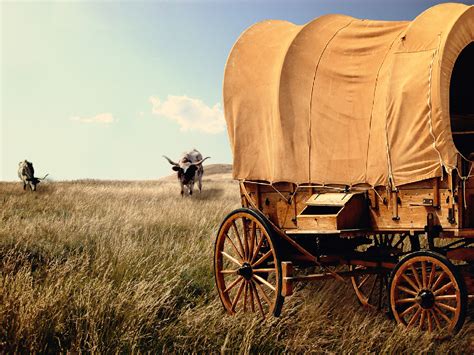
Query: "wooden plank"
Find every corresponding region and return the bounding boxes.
[369,181,458,230]
[297,214,338,230]
[285,229,341,234]
[306,193,354,206]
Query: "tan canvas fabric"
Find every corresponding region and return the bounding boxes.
[223,3,474,187]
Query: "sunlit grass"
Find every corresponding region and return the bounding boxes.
[0,180,473,352]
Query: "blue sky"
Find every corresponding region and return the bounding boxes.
[1,0,472,180]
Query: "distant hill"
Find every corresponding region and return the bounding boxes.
[159,163,233,181]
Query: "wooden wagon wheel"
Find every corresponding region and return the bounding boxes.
[351,266,390,311]
[214,208,284,318]
[351,234,418,310]
[389,251,467,332]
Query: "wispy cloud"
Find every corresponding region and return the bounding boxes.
[70,113,114,125]
[150,95,225,134]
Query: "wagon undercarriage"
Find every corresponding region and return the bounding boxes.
[214,178,474,333]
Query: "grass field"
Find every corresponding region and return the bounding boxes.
[1,178,473,352]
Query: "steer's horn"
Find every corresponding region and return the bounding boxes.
[192,156,211,166]
[39,174,49,180]
[163,155,179,166]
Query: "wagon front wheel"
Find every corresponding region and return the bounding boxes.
[214,208,284,318]
[389,251,467,332]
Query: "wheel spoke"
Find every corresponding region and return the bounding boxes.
[400,303,418,318]
[220,269,238,274]
[241,218,250,260]
[427,262,437,289]
[231,221,246,261]
[224,276,243,293]
[419,309,426,330]
[225,234,244,261]
[248,221,256,263]
[421,261,427,289]
[253,278,272,306]
[395,297,417,305]
[437,302,457,313]
[433,305,452,323]
[243,282,248,312]
[249,280,255,312]
[253,274,276,291]
[251,233,265,263]
[427,310,433,332]
[251,280,265,318]
[231,279,245,312]
[252,250,273,268]
[433,281,454,296]
[435,294,457,301]
[222,251,242,267]
[409,265,422,290]
[401,274,420,292]
[357,275,371,289]
[431,271,446,291]
[407,307,422,329]
[430,309,442,330]
[397,285,418,296]
[253,268,276,273]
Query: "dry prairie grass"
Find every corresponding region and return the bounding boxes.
[1,180,473,353]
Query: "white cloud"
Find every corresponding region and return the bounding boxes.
[150,95,225,134]
[70,113,114,124]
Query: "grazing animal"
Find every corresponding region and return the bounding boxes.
[18,160,48,191]
[163,149,210,196]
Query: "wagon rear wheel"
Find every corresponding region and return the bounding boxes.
[351,267,390,310]
[389,251,467,332]
[214,208,284,318]
[351,234,418,310]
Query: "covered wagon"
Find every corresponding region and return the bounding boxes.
[214,3,474,333]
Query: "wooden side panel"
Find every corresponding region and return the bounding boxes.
[242,176,472,233]
[369,178,459,230]
[297,214,338,230]
[242,182,298,229]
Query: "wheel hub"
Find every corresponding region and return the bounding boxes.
[237,263,253,280]
[417,289,435,309]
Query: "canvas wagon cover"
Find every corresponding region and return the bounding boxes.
[223,3,474,187]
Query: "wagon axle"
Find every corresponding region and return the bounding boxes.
[237,263,253,280]
[416,290,435,309]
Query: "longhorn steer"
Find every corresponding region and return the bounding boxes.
[163,149,210,196]
[18,160,48,191]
